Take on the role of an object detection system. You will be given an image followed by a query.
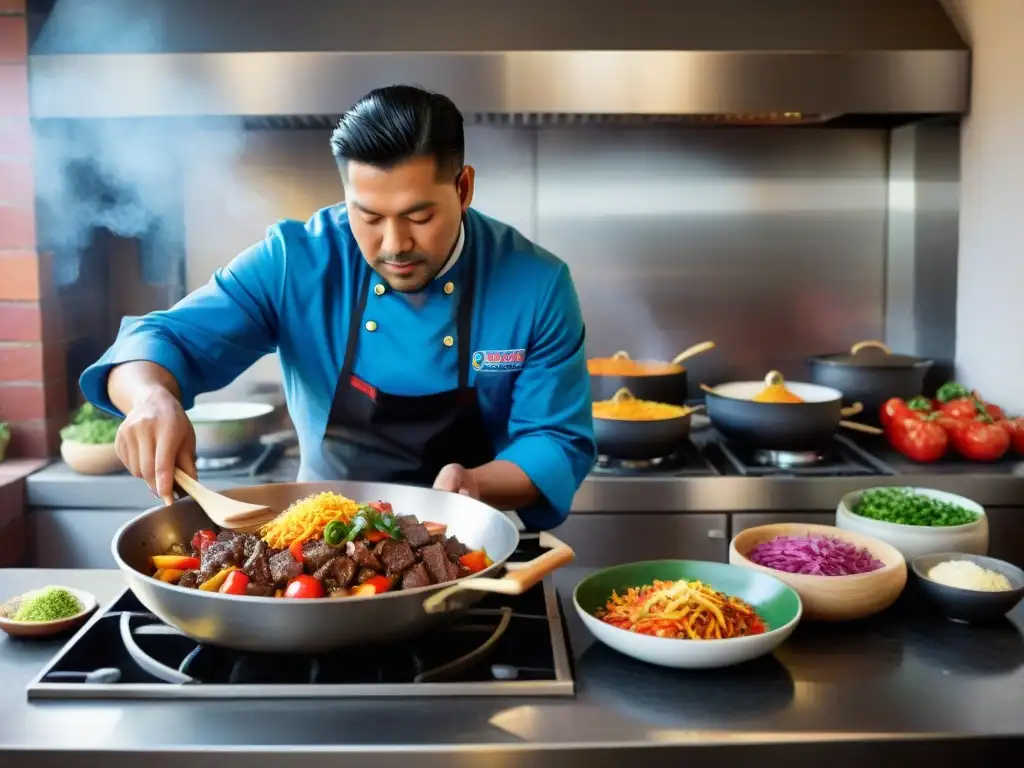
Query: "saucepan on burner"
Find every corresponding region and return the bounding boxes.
[592,387,703,460]
[111,481,574,654]
[702,371,881,452]
[588,340,716,406]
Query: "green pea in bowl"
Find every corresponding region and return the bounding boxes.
[836,487,988,561]
[573,560,802,669]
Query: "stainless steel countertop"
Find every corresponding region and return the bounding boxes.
[1,568,1021,766]
[25,453,1024,512]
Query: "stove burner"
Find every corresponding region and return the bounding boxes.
[597,454,677,471]
[753,448,823,468]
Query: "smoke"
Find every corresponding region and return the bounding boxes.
[31,0,278,286]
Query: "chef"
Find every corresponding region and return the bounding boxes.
[79,84,596,531]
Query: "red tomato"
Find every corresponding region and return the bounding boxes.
[1003,417,1024,454]
[367,501,393,515]
[191,529,217,553]
[880,398,912,429]
[940,398,980,420]
[983,402,1005,421]
[219,570,250,595]
[888,415,948,462]
[284,574,324,599]
[950,419,1011,462]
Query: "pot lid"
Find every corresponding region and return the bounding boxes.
[813,340,933,368]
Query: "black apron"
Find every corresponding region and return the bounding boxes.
[321,250,495,485]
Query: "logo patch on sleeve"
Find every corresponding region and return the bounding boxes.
[471,349,526,372]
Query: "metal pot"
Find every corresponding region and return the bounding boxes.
[186,401,277,459]
[111,481,573,654]
[703,371,875,451]
[809,340,933,421]
[593,388,699,459]
[589,340,716,406]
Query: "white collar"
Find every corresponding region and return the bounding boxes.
[434,222,464,280]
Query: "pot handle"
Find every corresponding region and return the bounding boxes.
[670,340,716,366]
[839,420,884,435]
[841,402,864,417]
[422,532,575,614]
[850,340,891,356]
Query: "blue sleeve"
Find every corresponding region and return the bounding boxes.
[496,263,597,529]
[79,227,287,416]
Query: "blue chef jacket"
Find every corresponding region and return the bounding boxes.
[79,205,597,530]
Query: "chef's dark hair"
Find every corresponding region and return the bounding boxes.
[330,85,465,180]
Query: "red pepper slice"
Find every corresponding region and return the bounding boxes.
[364,530,391,543]
[219,570,250,595]
[191,529,217,553]
[367,501,393,515]
[151,555,201,571]
[458,550,492,574]
[363,575,392,594]
[289,538,306,563]
[284,574,324,599]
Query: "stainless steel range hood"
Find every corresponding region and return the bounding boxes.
[28,0,969,122]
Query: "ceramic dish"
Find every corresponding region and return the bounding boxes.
[836,487,988,560]
[573,559,802,669]
[729,522,907,621]
[0,586,98,638]
[911,552,1024,624]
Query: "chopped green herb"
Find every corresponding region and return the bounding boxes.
[11,587,83,622]
[323,506,404,548]
[853,488,978,527]
[60,403,122,444]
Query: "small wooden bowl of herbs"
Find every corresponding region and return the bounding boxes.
[0,586,97,638]
[60,403,124,475]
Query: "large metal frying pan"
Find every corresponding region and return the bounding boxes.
[111,481,573,654]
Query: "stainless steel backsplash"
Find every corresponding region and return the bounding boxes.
[184,125,892,397]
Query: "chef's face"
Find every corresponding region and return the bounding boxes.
[344,156,474,292]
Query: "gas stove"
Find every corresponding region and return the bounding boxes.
[711,434,898,477]
[27,538,574,700]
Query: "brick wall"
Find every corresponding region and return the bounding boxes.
[0,1,67,459]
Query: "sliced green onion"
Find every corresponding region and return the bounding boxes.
[323,520,347,547]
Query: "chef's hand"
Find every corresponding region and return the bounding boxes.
[115,386,197,506]
[432,463,480,499]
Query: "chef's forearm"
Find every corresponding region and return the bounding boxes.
[468,460,540,510]
[108,361,183,414]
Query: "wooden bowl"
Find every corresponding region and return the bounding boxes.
[60,440,123,475]
[729,523,907,621]
[0,586,97,638]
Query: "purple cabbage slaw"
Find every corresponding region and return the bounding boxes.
[746,534,885,576]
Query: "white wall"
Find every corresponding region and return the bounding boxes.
[941,0,1024,413]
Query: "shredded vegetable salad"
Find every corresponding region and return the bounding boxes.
[596,579,767,640]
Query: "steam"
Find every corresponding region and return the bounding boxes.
[31,0,277,286]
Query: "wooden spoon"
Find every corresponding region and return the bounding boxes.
[173,468,278,533]
[670,340,716,367]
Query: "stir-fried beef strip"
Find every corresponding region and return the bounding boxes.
[173,512,480,595]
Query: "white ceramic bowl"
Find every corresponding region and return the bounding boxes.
[729,522,908,621]
[836,487,988,561]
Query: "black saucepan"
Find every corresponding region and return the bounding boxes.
[592,388,701,459]
[589,340,716,406]
[703,371,880,452]
[809,340,933,421]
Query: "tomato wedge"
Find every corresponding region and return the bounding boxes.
[284,574,324,599]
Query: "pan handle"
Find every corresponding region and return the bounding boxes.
[850,340,892,356]
[421,532,575,614]
[840,420,883,435]
[670,340,716,366]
